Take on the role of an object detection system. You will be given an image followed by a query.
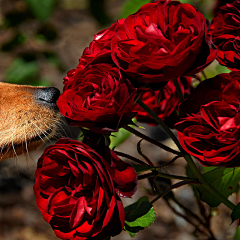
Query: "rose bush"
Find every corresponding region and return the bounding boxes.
[210,0,240,70]
[57,63,137,134]
[34,138,137,240]
[110,0,216,88]
[133,77,192,126]
[175,72,240,167]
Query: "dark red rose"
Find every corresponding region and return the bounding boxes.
[210,0,240,70]
[57,63,137,134]
[63,20,125,91]
[34,138,137,240]
[111,0,216,87]
[213,0,235,14]
[133,77,192,126]
[175,72,240,167]
[78,19,125,69]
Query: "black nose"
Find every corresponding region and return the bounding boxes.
[35,87,60,105]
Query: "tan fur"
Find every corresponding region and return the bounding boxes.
[0,82,61,160]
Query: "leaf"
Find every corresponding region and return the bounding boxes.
[109,128,131,149]
[124,196,155,238]
[4,58,39,84]
[231,202,240,223]
[119,0,150,19]
[187,166,240,207]
[23,0,58,22]
[234,226,240,240]
[109,118,137,149]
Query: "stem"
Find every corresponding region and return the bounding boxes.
[151,180,200,204]
[136,99,182,150]
[138,170,198,182]
[124,125,182,156]
[173,79,184,102]
[184,153,235,210]
[114,151,148,166]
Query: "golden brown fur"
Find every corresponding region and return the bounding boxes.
[0,82,61,160]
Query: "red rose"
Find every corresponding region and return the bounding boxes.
[133,77,192,126]
[111,0,216,87]
[63,20,125,91]
[79,19,125,68]
[34,138,137,240]
[175,72,240,167]
[213,0,235,14]
[57,63,137,134]
[210,0,240,70]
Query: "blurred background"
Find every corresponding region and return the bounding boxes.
[0,0,236,239]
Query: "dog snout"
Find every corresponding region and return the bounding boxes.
[35,87,60,106]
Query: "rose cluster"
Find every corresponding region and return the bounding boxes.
[57,0,216,133]
[33,0,240,239]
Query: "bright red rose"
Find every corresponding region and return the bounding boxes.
[111,0,216,87]
[133,77,192,126]
[175,72,240,167]
[57,63,137,134]
[210,0,240,70]
[34,138,137,240]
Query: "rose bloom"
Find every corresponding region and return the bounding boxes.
[57,63,137,134]
[133,77,192,126]
[210,0,240,70]
[213,0,235,14]
[110,0,216,88]
[63,19,125,91]
[175,72,240,167]
[34,138,137,240]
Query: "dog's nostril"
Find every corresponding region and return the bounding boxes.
[35,87,60,104]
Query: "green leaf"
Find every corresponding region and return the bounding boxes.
[109,119,137,149]
[119,0,150,19]
[187,166,240,207]
[231,202,240,223]
[109,128,131,149]
[4,58,39,84]
[234,226,240,240]
[23,0,58,22]
[124,196,155,238]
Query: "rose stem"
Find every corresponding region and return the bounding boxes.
[138,171,198,182]
[173,78,184,102]
[136,99,181,149]
[151,180,200,204]
[114,151,148,165]
[137,98,236,210]
[124,125,182,156]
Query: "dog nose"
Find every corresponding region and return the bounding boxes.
[35,87,60,104]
